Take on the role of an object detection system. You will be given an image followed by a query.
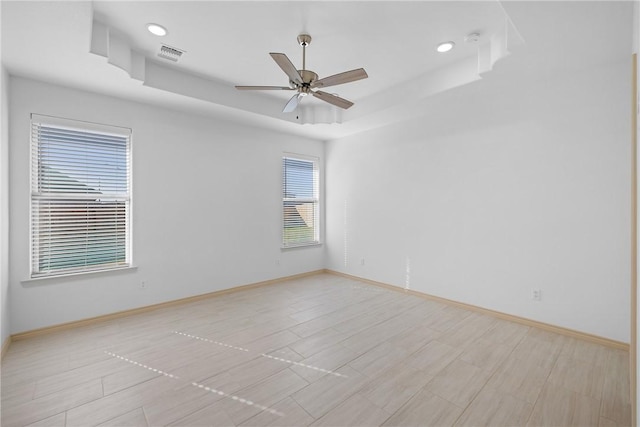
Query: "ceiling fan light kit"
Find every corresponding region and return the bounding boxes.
[235,34,368,113]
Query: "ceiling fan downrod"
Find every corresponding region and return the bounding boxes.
[297,34,311,71]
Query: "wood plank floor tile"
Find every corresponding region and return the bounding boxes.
[170,349,258,383]
[600,365,632,425]
[340,313,416,354]
[526,327,568,344]
[32,357,126,399]
[357,362,433,414]
[289,301,344,324]
[287,292,390,338]
[168,400,236,427]
[289,327,350,358]
[2,355,71,389]
[386,324,442,355]
[265,346,305,362]
[102,364,162,396]
[382,389,464,427]
[240,397,314,427]
[242,330,302,355]
[24,412,67,427]
[599,416,627,426]
[426,359,491,408]
[479,319,529,347]
[2,378,103,427]
[420,305,472,332]
[217,368,309,425]
[459,338,512,373]
[485,354,549,404]
[67,347,119,371]
[220,319,302,348]
[199,352,294,395]
[290,343,360,383]
[348,341,413,378]
[330,308,390,336]
[291,365,368,419]
[454,386,533,427]
[527,383,600,427]
[560,337,610,367]
[406,339,462,375]
[310,393,391,427]
[142,383,222,427]
[600,346,632,425]
[510,335,562,373]
[1,380,37,405]
[547,355,604,400]
[96,407,149,427]
[401,298,447,319]
[436,313,497,350]
[65,376,179,426]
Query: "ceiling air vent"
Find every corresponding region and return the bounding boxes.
[158,44,185,62]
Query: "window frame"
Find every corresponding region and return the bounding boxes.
[281,153,321,249]
[29,114,132,278]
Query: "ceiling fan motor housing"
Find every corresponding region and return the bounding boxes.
[292,70,318,88]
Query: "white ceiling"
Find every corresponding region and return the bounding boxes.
[0,1,633,141]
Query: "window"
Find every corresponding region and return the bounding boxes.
[30,114,131,278]
[282,155,319,247]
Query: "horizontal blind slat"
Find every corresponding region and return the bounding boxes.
[31,118,131,276]
[282,156,319,247]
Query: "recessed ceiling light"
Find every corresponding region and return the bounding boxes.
[147,23,167,37]
[436,41,455,53]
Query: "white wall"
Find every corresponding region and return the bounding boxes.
[326,60,631,343]
[1,66,10,347]
[8,77,325,334]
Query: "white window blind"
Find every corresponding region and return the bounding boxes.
[282,155,319,247]
[30,114,132,277]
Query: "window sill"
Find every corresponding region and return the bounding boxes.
[22,265,138,284]
[281,242,323,250]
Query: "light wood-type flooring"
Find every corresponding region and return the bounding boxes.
[1,273,632,426]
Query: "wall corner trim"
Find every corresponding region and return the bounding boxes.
[1,336,11,360]
[324,269,630,351]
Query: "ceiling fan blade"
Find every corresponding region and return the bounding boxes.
[283,93,303,113]
[312,68,368,89]
[270,53,303,85]
[235,86,294,90]
[312,91,354,109]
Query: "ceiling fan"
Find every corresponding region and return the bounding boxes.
[235,34,368,113]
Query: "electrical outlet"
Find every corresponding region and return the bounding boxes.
[360,258,365,266]
[531,289,541,301]
[140,281,147,289]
